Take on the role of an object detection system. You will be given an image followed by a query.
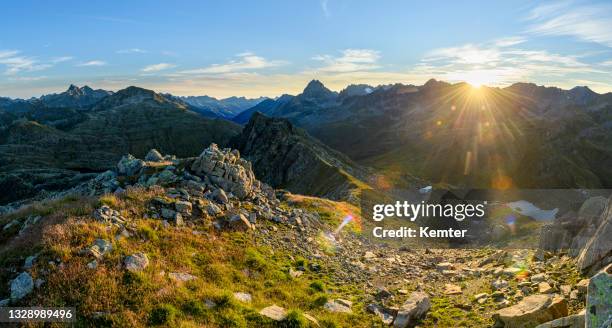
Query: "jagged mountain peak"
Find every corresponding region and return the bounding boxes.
[301,79,337,101]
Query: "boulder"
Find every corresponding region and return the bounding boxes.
[259,305,288,321]
[366,303,395,325]
[124,253,149,272]
[586,264,611,328]
[535,309,585,328]
[117,154,145,176]
[576,198,612,274]
[145,149,164,162]
[226,213,253,231]
[493,294,568,328]
[324,299,352,313]
[10,272,33,300]
[393,292,431,328]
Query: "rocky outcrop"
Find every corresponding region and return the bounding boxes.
[586,264,611,328]
[576,198,612,275]
[539,196,612,275]
[190,144,259,199]
[234,112,369,203]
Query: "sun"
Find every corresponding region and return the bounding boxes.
[452,70,499,89]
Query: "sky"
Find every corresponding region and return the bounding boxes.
[1,0,611,98]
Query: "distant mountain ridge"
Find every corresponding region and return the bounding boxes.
[179,95,267,119]
[233,79,612,189]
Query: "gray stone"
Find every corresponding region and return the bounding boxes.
[233,292,252,303]
[493,294,568,328]
[393,292,431,328]
[23,255,37,269]
[124,253,149,272]
[535,309,585,328]
[169,272,197,282]
[175,200,192,214]
[161,208,177,219]
[367,303,394,325]
[10,272,33,300]
[259,305,287,321]
[212,188,229,204]
[324,299,352,313]
[117,154,144,176]
[0,299,9,306]
[145,149,164,162]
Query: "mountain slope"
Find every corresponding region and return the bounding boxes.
[0,86,241,205]
[234,112,370,202]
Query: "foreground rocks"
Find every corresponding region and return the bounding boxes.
[10,272,33,300]
[586,264,611,328]
[393,292,431,328]
[493,294,568,328]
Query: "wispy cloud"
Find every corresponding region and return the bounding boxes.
[312,49,381,73]
[178,52,286,74]
[0,50,52,75]
[526,1,612,47]
[117,48,147,54]
[77,60,107,67]
[141,63,176,72]
[494,36,527,47]
[420,39,601,87]
[51,56,73,63]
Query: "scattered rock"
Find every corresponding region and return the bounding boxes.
[436,262,454,271]
[117,154,144,176]
[226,213,253,231]
[233,292,252,303]
[212,188,229,204]
[538,282,554,294]
[493,294,568,328]
[10,272,33,300]
[324,299,352,313]
[175,200,192,214]
[145,149,164,162]
[87,260,98,269]
[366,303,394,325]
[124,253,149,272]
[492,279,509,290]
[535,309,585,328]
[531,273,548,283]
[393,292,431,328]
[259,305,288,321]
[444,283,462,295]
[168,272,197,282]
[23,255,37,269]
[289,268,303,278]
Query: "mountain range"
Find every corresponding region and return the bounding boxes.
[1,79,611,206]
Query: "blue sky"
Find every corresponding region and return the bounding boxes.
[1,0,611,98]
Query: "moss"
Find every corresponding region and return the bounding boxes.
[281,309,308,328]
[149,304,179,325]
[309,281,325,292]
